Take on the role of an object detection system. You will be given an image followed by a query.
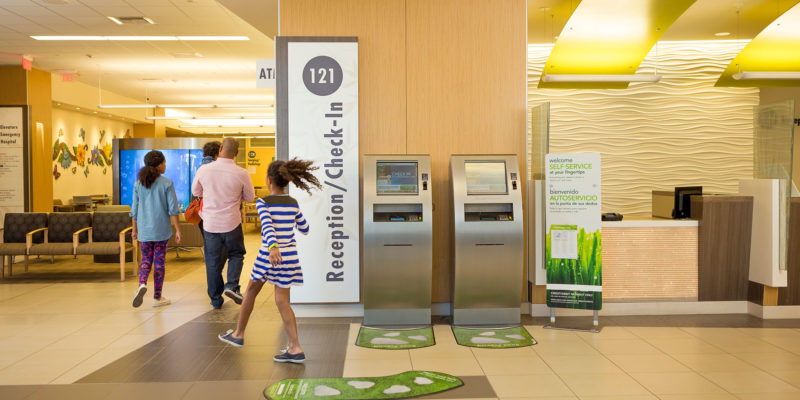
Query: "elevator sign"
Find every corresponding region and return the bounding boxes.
[256,59,276,89]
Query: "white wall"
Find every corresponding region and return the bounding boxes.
[528,41,760,217]
[52,108,133,203]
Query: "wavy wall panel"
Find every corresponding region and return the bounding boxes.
[528,41,760,217]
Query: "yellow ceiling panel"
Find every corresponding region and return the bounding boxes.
[716,2,800,87]
[538,0,696,89]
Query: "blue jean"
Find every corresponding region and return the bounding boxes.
[203,224,245,307]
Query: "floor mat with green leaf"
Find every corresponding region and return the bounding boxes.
[356,326,435,350]
[452,326,536,348]
[264,370,463,399]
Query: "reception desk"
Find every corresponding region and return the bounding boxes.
[602,219,698,301]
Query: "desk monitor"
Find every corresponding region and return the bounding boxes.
[672,186,702,219]
[376,161,418,195]
[465,161,507,195]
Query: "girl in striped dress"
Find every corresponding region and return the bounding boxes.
[219,158,321,363]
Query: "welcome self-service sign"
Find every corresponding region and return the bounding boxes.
[276,37,359,303]
[545,153,602,310]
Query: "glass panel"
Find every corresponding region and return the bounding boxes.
[465,161,507,195]
[376,161,418,195]
[528,102,550,285]
[753,99,795,271]
[529,103,550,180]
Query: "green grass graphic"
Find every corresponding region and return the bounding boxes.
[452,326,536,348]
[546,227,602,310]
[264,370,462,399]
[356,326,435,350]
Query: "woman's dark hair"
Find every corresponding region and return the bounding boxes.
[138,150,165,189]
[203,141,221,158]
[267,158,322,195]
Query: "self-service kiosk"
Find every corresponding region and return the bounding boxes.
[450,155,523,325]
[363,155,433,326]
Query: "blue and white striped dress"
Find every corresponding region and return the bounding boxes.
[251,194,309,287]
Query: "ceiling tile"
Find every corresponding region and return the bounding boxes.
[129,6,185,17]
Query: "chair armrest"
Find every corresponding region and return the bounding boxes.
[73,227,92,251]
[119,226,133,245]
[26,227,48,249]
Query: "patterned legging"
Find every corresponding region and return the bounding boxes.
[139,240,168,300]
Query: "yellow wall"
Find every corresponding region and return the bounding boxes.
[27,68,53,213]
[281,0,527,302]
[52,108,133,203]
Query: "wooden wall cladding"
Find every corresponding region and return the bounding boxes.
[602,226,698,300]
[405,0,527,302]
[691,196,753,301]
[281,0,528,303]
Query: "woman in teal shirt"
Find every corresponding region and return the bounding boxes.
[130,150,182,308]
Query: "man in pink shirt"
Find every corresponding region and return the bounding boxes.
[192,138,255,309]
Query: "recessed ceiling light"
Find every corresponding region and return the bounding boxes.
[93,111,97,114]
[715,32,731,36]
[107,16,123,25]
[75,107,80,110]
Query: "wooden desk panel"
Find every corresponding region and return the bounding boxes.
[691,196,753,301]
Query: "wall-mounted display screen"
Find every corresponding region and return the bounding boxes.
[465,161,507,195]
[119,149,203,212]
[376,161,418,195]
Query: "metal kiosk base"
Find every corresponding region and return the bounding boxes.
[453,307,521,326]
[363,308,431,327]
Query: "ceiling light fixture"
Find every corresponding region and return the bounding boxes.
[732,71,800,80]
[178,124,274,128]
[98,104,271,109]
[107,16,123,25]
[31,35,249,41]
[714,32,731,36]
[542,74,662,83]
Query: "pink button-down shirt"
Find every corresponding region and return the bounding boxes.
[192,158,255,233]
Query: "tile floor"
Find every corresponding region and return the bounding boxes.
[1,230,800,399]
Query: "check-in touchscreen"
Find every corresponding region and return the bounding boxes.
[465,161,507,195]
[376,161,418,195]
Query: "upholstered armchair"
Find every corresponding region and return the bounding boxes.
[75,212,137,281]
[29,213,92,263]
[0,213,48,278]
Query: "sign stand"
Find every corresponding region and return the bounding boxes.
[543,308,600,333]
[542,153,603,334]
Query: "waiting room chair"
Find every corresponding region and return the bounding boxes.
[29,213,91,263]
[75,212,137,281]
[0,213,48,278]
[167,222,204,258]
[53,199,76,213]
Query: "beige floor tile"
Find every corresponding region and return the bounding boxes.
[670,353,761,373]
[534,340,602,358]
[703,371,800,394]
[44,333,124,350]
[574,326,637,340]
[498,397,575,400]
[606,353,691,373]
[736,393,800,400]
[559,372,650,396]
[541,355,623,375]
[656,394,737,400]
[769,370,800,388]
[49,361,106,384]
[411,356,484,376]
[736,328,800,339]
[471,346,537,358]
[628,327,695,339]
[646,338,724,355]
[342,358,413,378]
[586,338,662,356]
[0,362,73,385]
[761,336,800,355]
[477,354,552,375]
[731,351,800,373]
[579,395,657,400]
[345,345,411,360]
[409,342,475,358]
[630,372,725,395]
[487,373,574,398]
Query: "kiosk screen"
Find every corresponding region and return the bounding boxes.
[376,161,418,195]
[465,161,507,195]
